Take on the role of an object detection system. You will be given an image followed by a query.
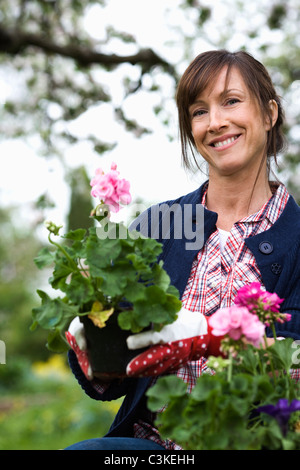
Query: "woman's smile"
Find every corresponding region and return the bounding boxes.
[208,133,241,150]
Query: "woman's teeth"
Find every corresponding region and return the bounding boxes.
[213,136,238,148]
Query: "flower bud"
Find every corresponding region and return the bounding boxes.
[44,220,63,235]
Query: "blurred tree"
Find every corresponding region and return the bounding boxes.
[0,0,299,201]
[0,0,176,158]
[66,166,93,232]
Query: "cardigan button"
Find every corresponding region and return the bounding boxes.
[271,263,282,275]
[259,241,273,254]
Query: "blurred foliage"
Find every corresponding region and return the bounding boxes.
[0,355,120,450]
[0,0,299,198]
[0,0,300,449]
[0,206,51,361]
[0,204,122,449]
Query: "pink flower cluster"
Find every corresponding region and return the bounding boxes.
[90,163,132,213]
[233,282,290,326]
[208,305,265,347]
[234,282,284,314]
[208,283,291,348]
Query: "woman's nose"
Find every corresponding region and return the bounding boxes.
[208,107,228,133]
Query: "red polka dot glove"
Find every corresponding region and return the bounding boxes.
[65,317,93,380]
[126,308,223,377]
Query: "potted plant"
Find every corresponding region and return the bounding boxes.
[147,283,300,450]
[31,163,182,375]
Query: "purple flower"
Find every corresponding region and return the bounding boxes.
[257,399,300,435]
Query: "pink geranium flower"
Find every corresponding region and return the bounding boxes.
[234,282,265,309]
[208,305,265,347]
[90,163,132,213]
[234,282,287,327]
[234,282,284,314]
[260,291,284,312]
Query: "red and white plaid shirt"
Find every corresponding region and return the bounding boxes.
[181,182,289,315]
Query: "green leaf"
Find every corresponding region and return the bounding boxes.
[166,284,180,299]
[164,293,182,314]
[99,261,137,297]
[156,396,190,438]
[36,289,51,302]
[123,280,146,302]
[32,293,78,330]
[230,374,254,398]
[85,226,122,273]
[228,395,251,417]
[147,376,187,411]
[34,247,54,269]
[67,239,86,259]
[47,328,70,353]
[64,273,95,305]
[30,320,38,331]
[204,432,229,450]
[126,253,150,272]
[254,375,276,402]
[49,257,74,290]
[120,285,181,332]
[191,374,223,402]
[136,236,162,262]
[151,263,171,291]
[144,284,166,304]
[62,228,86,240]
[269,338,299,371]
[238,345,261,375]
[131,287,166,327]
[117,310,141,333]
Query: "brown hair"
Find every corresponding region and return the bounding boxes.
[176,50,286,173]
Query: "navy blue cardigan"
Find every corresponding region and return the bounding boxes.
[68,182,300,438]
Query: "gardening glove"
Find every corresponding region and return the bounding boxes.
[125,307,223,377]
[65,317,93,380]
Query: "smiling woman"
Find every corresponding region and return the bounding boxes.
[176,50,285,230]
[65,50,300,451]
[188,68,273,178]
[177,50,285,172]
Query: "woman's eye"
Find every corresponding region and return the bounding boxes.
[227,98,240,106]
[192,109,206,117]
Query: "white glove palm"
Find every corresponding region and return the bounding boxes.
[127,307,208,349]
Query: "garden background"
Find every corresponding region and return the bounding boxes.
[0,0,299,450]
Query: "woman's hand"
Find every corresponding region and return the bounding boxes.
[66,317,93,380]
[66,317,126,382]
[126,308,223,376]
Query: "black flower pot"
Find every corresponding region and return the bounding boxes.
[80,314,147,378]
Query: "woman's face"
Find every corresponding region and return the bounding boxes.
[189,66,277,180]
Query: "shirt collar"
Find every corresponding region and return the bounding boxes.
[201,181,289,226]
[239,183,289,225]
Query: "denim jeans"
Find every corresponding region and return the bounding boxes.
[65,437,165,450]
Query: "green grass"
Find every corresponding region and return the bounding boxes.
[0,355,121,450]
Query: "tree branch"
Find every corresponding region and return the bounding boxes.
[0,24,175,74]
